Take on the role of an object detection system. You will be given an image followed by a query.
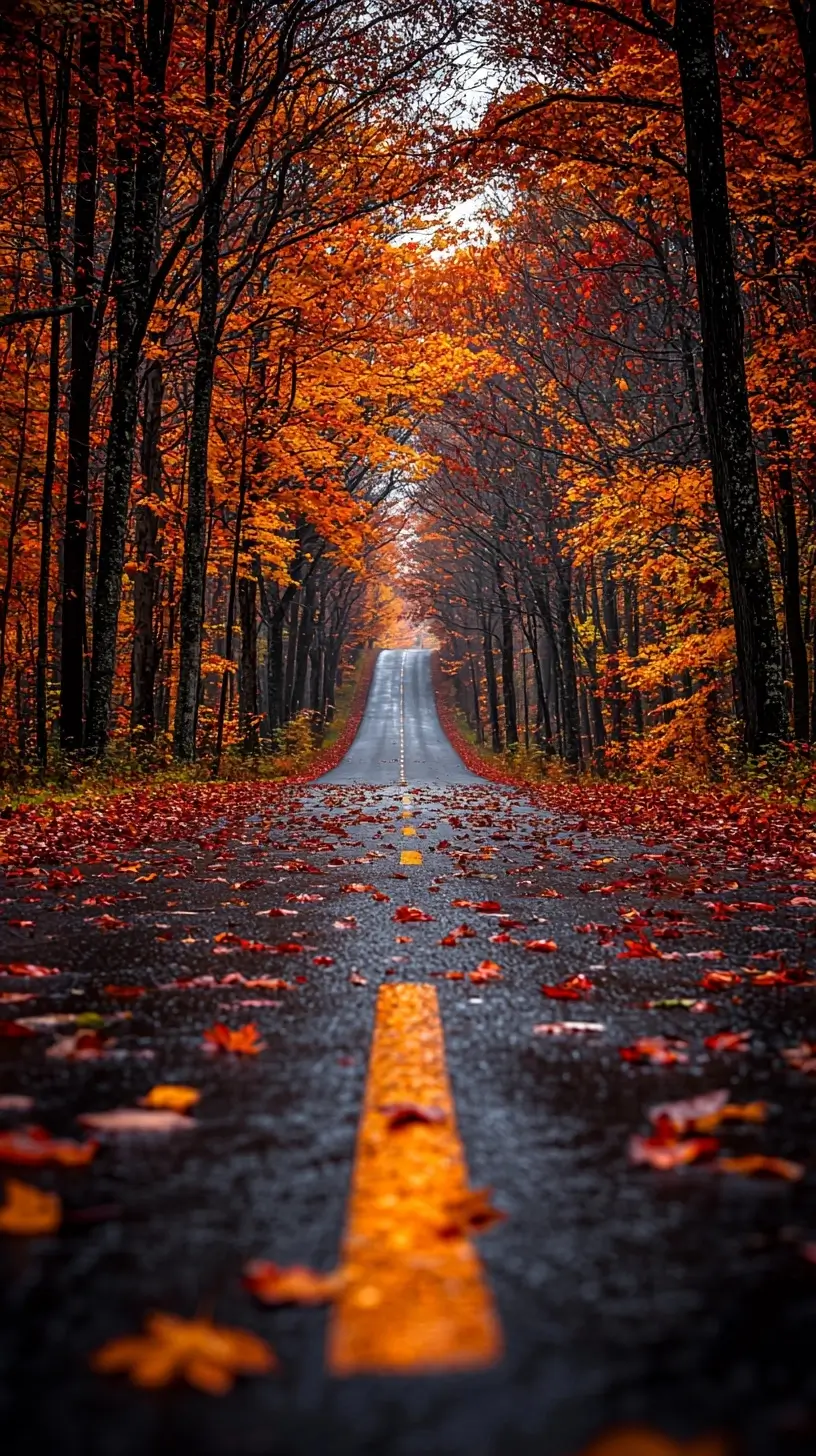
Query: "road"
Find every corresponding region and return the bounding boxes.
[0,648,814,1456]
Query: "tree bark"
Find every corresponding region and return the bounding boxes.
[674,0,786,752]
[495,560,518,746]
[238,575,259,753]
[59,17,100,752]
[131,360,164,741]
[482,615,502,752]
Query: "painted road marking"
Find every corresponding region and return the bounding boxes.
[402,825,417,837]
[402,793,412,806]
[326,984,502,1375]
[400,849,422,865]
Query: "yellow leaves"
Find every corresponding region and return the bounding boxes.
[92,1312,278,1394]
[0,1178,61,1235]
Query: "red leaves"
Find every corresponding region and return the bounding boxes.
[629,1133,719,1170]
[439,1187,506,1238]
[617,934,664,960]
[202,1022,265,1055]
[0,1125,97,1167]
[392,906,434,923]
[47,1028,112,1061]
[704,1031,751,1053]
[379,1101,446,1129]
[342,882,375,893]
[469,959,503,984]
[782,1041,816,1073]
[525,938,558,953]
[439,923,476,945]
[0,962,60,978]
[620,1036,689,1066]
[449,899,501,912]
[699,969,742,989]
[541,974,593,1001]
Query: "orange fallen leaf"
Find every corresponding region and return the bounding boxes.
[91,1311,277,1393]
[139,1085,200,1113]
[392,906,434,923]
[525,938,558,953]
[0,962,60,978]
[244,1261,345,1305]
[620,1037,688,1066]
[439,1186,506,1238]
[0,1125,97,1167]
[704,1031,751,1053]
[342,883,375,893]
[0,1178,61,1235]
[202,1022,265,1055]
[700,970,743,990]
[629,1134,720,1170]
[718,1154,804,1181]
[439,924,477,946]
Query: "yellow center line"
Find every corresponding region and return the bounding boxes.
[402,794,412,806]
[400,849,422,865]
[327,984,502,1375]
[402,825,417,837]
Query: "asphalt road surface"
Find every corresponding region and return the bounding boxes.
[0,648,814,1456]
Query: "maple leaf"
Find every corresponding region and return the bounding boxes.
[0,1178,61,1235]
[450,898,501,912]
[0,963,60,978]
[617,935,664,960]
[525,938,558,952]
[439,923,476,945]
[704,1031,751,1053]
[628,1134,720,1170]
[439,1187,506,1238]
[379,1101,446,1128]
[243,1261,346,1305]
[139,1085,200,1113]
[541,974,593,1000]
[202,1022,265,1055]
[619,1037,688,1066]
[0,1125,97,1167]
[699,970,742,989]
[91,1312,277,1393]
[393,906,434,922]
[469,960,503,983]
[342,882,375,893]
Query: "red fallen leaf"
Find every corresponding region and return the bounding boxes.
[782,1041,816,1073]
[255,908,298,918]
[704,1031,751,1053]
[578,1425,728,1455]
[525,938,558,953]
[648,1090,729,1133]
[270,942,304,955]
[439,1187,506,1237]
[312,955,335,967]
[240,978,292,992]
[719,1154,804,1181]
[202,1022,265,1055]
[243,1261,345,1305]
[430,969,465,980]
[286,893,323,903]
[699,970,743,989]
[47,1029,112,1061]
[393,906,434,923]
[620,1037,689,1066]
[0,1021,36,1038]
[213,933,271,953]
[537,888,562,899]
[617,935,664,960]
[104,985,145,999]
[342,883,375,893]
[469,960,503,984]
[6,920,34,929]
[0,962,60,978]
[348,971,368,986]
[629,1133,720,1170]
[95,914,127,931]
[379,1101,446,1128]
[394,935,412,944]
[439,924,477,946]
[371,892,390,903]
[0,1124,97,1167]
[542,974,593,1001]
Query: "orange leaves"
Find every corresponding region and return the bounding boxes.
[524,937,558,953]
[699,969,742,990]
[578,1425,727,1455]
[392,905,434,923]
[541,974,593,1000]
[0,1178,61,1235]
[620,1036,689,1066]
[450,898,501,912]
[469,960,503,984]
[439,923,476,945]
[439,1187,506,1239]
[0,1125,97,1167]
[243,1261,345,1306]
[91,1312,277,1394]
[617,934,665,960]
[139,1085,200,1113]
[718,1155,804,1182]
[704,1031,751,1054]
[202,1022,265,1055]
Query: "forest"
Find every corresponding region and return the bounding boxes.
[0,0,814,782]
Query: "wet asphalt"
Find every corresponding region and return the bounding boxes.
[0,648,814,1456]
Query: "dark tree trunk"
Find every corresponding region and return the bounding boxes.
[623,580,644,734]
[60,18,100,752]
[675,0,786,752]
[238,575,259,753]
[789,0,816,155]
[131,360,164,741]
[85,5,173,756]
[482,616,502,752]
[551,568,581,768]
[468,650,483,744]
[284,595,299,718]
[0,353,31,710]
[266,584,284,735]
[775,424,809,740]
[602,554,625,742]
[291,578,316,714]
[496,561,518,746]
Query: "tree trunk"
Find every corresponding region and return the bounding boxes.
[291,578,316,714]
[131,360,164,741]
[0,351,31,710]
[468,650,483,744]
[551,568,581,768]
[675,0,786,752]
[59,18,100,752]
[496,561,518,746]
[482,616,502,752]
[602,554,625,742]
[238,575,259,753]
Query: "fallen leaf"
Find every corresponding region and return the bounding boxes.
[525,938,558,953]
[439,1186,506,1237]
[718,1154,804,1181]
[617,935,665,960]
[104,985,145,999]
[619,1036,688,1066]
[628,1134,720,1170]
[47,1029,113,1061]
[578,1425,728,1455]
[342,883,375,893]
[379,1101,446,1128]
[202,1022,265,1055]
[78,1108,195,1134]
[533,1021,605,1035]
[243,1260,345,1305]
[541,973,593,1001]
[0,1178,61,1235]
[782,1041,816,1073]
[91,1311,277,1394]
[0,962,60,978]
[139,1085,200,1113]
[699,970,743,990]
[392,906,434,923]
[439,924,476,945]
[704,1031,751,1053]
[348,971,368,986]
[0,1125,97,1166]
[312,955,335,966]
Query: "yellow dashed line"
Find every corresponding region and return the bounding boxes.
[400,849,422,865]
[326,984,502,1375]
[402,826,417,837]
